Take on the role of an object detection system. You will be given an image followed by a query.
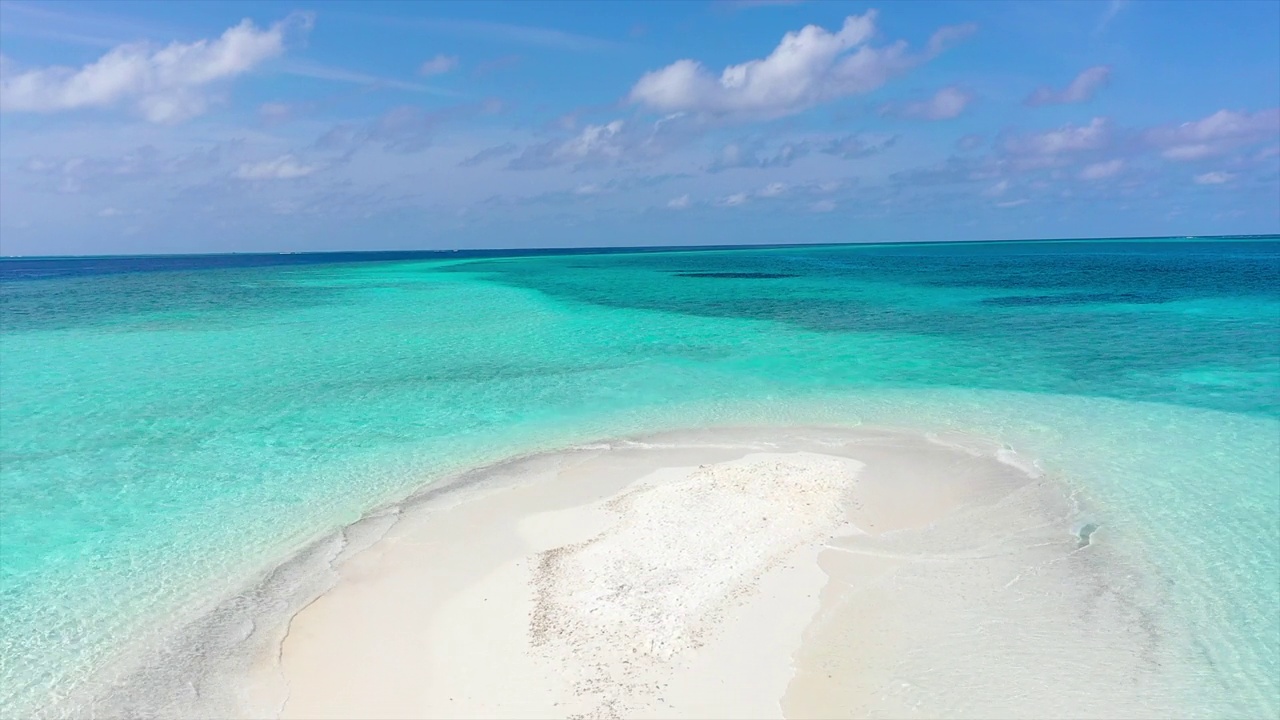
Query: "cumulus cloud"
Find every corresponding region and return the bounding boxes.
[667,194,691,209]
[882,86,972,120]
[627,11,976,120]
[1079,159,1124,180]
[234,155,319,180]
[419,54,459,76]
[561,121,625,157]
[1193,171,1234,185]
[708,133,895,171]
[1003,117,1111,156]
[1025,66,1111,107]
[0,15,309,123]
[507,113,701,170]
[507,120,627,170]
[718,192,749,207]
[1146,108,1280,161]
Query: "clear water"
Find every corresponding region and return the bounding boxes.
[1,238,1277,717]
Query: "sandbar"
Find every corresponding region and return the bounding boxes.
[239,426,1191,719]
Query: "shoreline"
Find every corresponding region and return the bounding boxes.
[77,424,1195,719]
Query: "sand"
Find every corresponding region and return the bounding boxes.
[233,426,1193,720]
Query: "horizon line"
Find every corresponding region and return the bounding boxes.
[2,232,1278,261]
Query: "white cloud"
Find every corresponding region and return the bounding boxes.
[1148,108,1280,161]
[0,15,309,123]
[1163,110,1271,142]
[996,199,1029,208]
[718,192,749,207]
[884,86,972,120]
[419,54,459,76]
[758,182,787,197]
[573,183,602,195]
[1026,66,1111,107]
[559,120,625,159]
[809,199,837,212]
[627,12,975,120]
[98,207,123,217]
[667,194,691,209]
[1193,171,1234,185]
[704,133,896,172]
[1079,159,1124,180]
[235,155,319,180]
[507,114,702,170]
[1004,117,1111,156]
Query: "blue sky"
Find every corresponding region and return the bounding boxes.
[0,0,1277,255]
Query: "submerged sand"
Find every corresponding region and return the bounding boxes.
[246,426,1189,720]
[82,426,1195,719]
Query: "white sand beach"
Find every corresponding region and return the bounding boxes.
[229,426,1190,720]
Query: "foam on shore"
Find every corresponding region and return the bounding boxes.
[81,426,1195,719]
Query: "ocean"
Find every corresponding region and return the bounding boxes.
[1,237,1277,717]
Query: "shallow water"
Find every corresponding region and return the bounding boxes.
[1,238,1277,717]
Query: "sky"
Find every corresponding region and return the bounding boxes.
[0,0,1277,255]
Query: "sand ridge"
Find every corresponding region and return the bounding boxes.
[527,453,861,718]
[231,426,1195,719]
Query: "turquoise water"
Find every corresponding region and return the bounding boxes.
[1,238,1277,716]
